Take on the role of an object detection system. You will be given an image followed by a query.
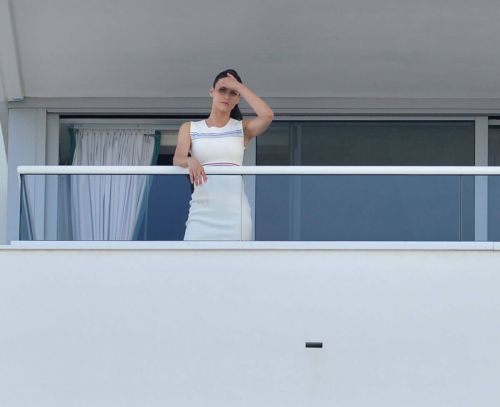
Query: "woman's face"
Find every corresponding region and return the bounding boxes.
[210,77,240,113]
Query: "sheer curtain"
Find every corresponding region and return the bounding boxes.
[71,128,159,240]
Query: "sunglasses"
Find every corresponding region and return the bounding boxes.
[216,87,239,97]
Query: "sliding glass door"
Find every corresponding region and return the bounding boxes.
[255,120,476,241]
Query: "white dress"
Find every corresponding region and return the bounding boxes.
[183,118,252,240]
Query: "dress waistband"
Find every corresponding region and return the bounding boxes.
[203,162,241,166]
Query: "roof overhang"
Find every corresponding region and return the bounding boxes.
[0,0,23,102]
[2,0,500,102]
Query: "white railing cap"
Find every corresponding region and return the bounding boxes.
[16,165,500,176]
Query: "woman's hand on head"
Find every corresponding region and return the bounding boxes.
[218,73,243,93]
[187,157,208,186]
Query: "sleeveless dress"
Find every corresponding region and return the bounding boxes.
[183,118,252,240]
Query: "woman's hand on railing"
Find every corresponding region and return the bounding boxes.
[187,157,207,186]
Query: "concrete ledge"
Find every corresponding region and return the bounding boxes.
[1,240,497,251]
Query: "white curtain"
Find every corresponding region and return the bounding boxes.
[71,128,156,240]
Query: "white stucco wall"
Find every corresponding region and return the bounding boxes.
[1,246,499,406]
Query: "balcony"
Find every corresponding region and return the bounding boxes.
[1,166,500,406]
[14,165,500,244]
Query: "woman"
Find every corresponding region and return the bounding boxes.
[173,69,274,240]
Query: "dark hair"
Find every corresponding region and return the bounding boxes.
[212,69,243,120]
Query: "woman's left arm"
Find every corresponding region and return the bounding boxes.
[226,74,274,146]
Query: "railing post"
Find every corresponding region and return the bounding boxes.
[475,117,488,241]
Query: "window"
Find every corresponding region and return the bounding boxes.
[255,120,475,241]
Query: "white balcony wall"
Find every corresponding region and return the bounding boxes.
[1,245,499,407]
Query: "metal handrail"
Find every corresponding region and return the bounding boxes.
[16,165,500,176]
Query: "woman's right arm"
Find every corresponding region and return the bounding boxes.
[173,122,207,185]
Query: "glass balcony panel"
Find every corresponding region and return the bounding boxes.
[488,126,500,240]
[488,176,500,241]
[19,175,35,241]
[255,175,475,241]
[19,172,477,242]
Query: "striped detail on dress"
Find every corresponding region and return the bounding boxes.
[204,162,241,166]
[191,129,243,140]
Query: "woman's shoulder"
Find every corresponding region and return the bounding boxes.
[180,120,204,134]
[228,118,243,129]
